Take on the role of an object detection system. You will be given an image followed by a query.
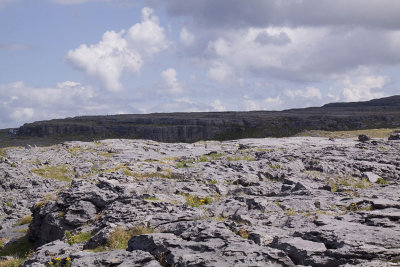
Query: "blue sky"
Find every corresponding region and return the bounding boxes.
[1,0,400,128]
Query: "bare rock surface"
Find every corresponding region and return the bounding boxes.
[0,136,400,266]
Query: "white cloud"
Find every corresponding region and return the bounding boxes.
[66,7,168,92]
[285,87,322,99]
[161,68,183,94]
[180,27,195,46]
[207,61,235,84]
[211,99,226,111]
[0,81,97,128]
[340,75,387,102]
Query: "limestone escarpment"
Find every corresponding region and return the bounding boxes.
[13,95,400,143]
[1,135,400,266]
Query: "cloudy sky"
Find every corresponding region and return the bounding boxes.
[1,0,399,128]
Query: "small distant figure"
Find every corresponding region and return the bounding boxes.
[358,134,370,142]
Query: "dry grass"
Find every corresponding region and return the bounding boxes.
[31,165,73,183]
[107,226,155,250]
[15,215,33,226]
[296,128,398,139]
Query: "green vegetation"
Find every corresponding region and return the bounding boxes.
[353,178,371,189]
[144,197,159,201]
[235,228,249,239]
[0,258,25,267]
[268,163,281,169]
[66,231,93,245]
[34,194,56,210]
[181,193,212,207]
[0,236,34,265]
[377,177,390,185]
[31,165,73,183]
[0,148,6,158]
[15,215,33,226]
[91,226,155,252]
[296,128,396,139]
[227,154,255,162]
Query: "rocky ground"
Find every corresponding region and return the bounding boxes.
[0,134,400,266]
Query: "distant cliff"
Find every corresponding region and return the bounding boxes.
[14,95,400,142]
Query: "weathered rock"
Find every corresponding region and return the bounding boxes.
[358,134,371,142]
[1,136,400,266]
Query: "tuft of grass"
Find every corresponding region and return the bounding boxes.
[268,163,281,169]
[15,215,33,226]
[208,180,217,184]
[209,153,225,160]
[353,178,371,189]
[199,156,210,162]
[235,228,249,239]
[377,177,389,185]
[181,194,212,208]
[0,258,25,267]
[144,197,159,201]
[31,165,73,183]
[34,194,56,210]
[214,215,227,221]
[66,230,93,245]
[0,148,6,158]
[0,238,8,249]
[107,226,155,250]
[0,236,34,259]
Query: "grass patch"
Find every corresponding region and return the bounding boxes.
[0,236,34,259]
[235,228,249,239]
[268,163,281,169]
[377,177,390,185]
[144,197,159,201]
[104,226,155,251]
[227,154,255,162]
[66,230,93,245]
[34,194,56,210]
[0,258,25,267]
[181,194,212,207]
[0,148,6,158]
[296,128,397,139]
[15,215,33,226]
[31,165,73,183]
[198,156,210,162]
[353,178,371,189]
[176,161,192,168]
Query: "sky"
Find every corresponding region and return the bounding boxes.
[1,0,400,129]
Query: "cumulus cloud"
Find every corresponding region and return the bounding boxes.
[204,26,400,83]
[285,87,322,100]
[340,75,388,102]
[161,68,183,94]
[0,81,97,128]
[180,27,195,46]
[66,7,168,91]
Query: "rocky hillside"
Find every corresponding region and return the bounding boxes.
[11,95,400,143]
[1,133,400,266]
